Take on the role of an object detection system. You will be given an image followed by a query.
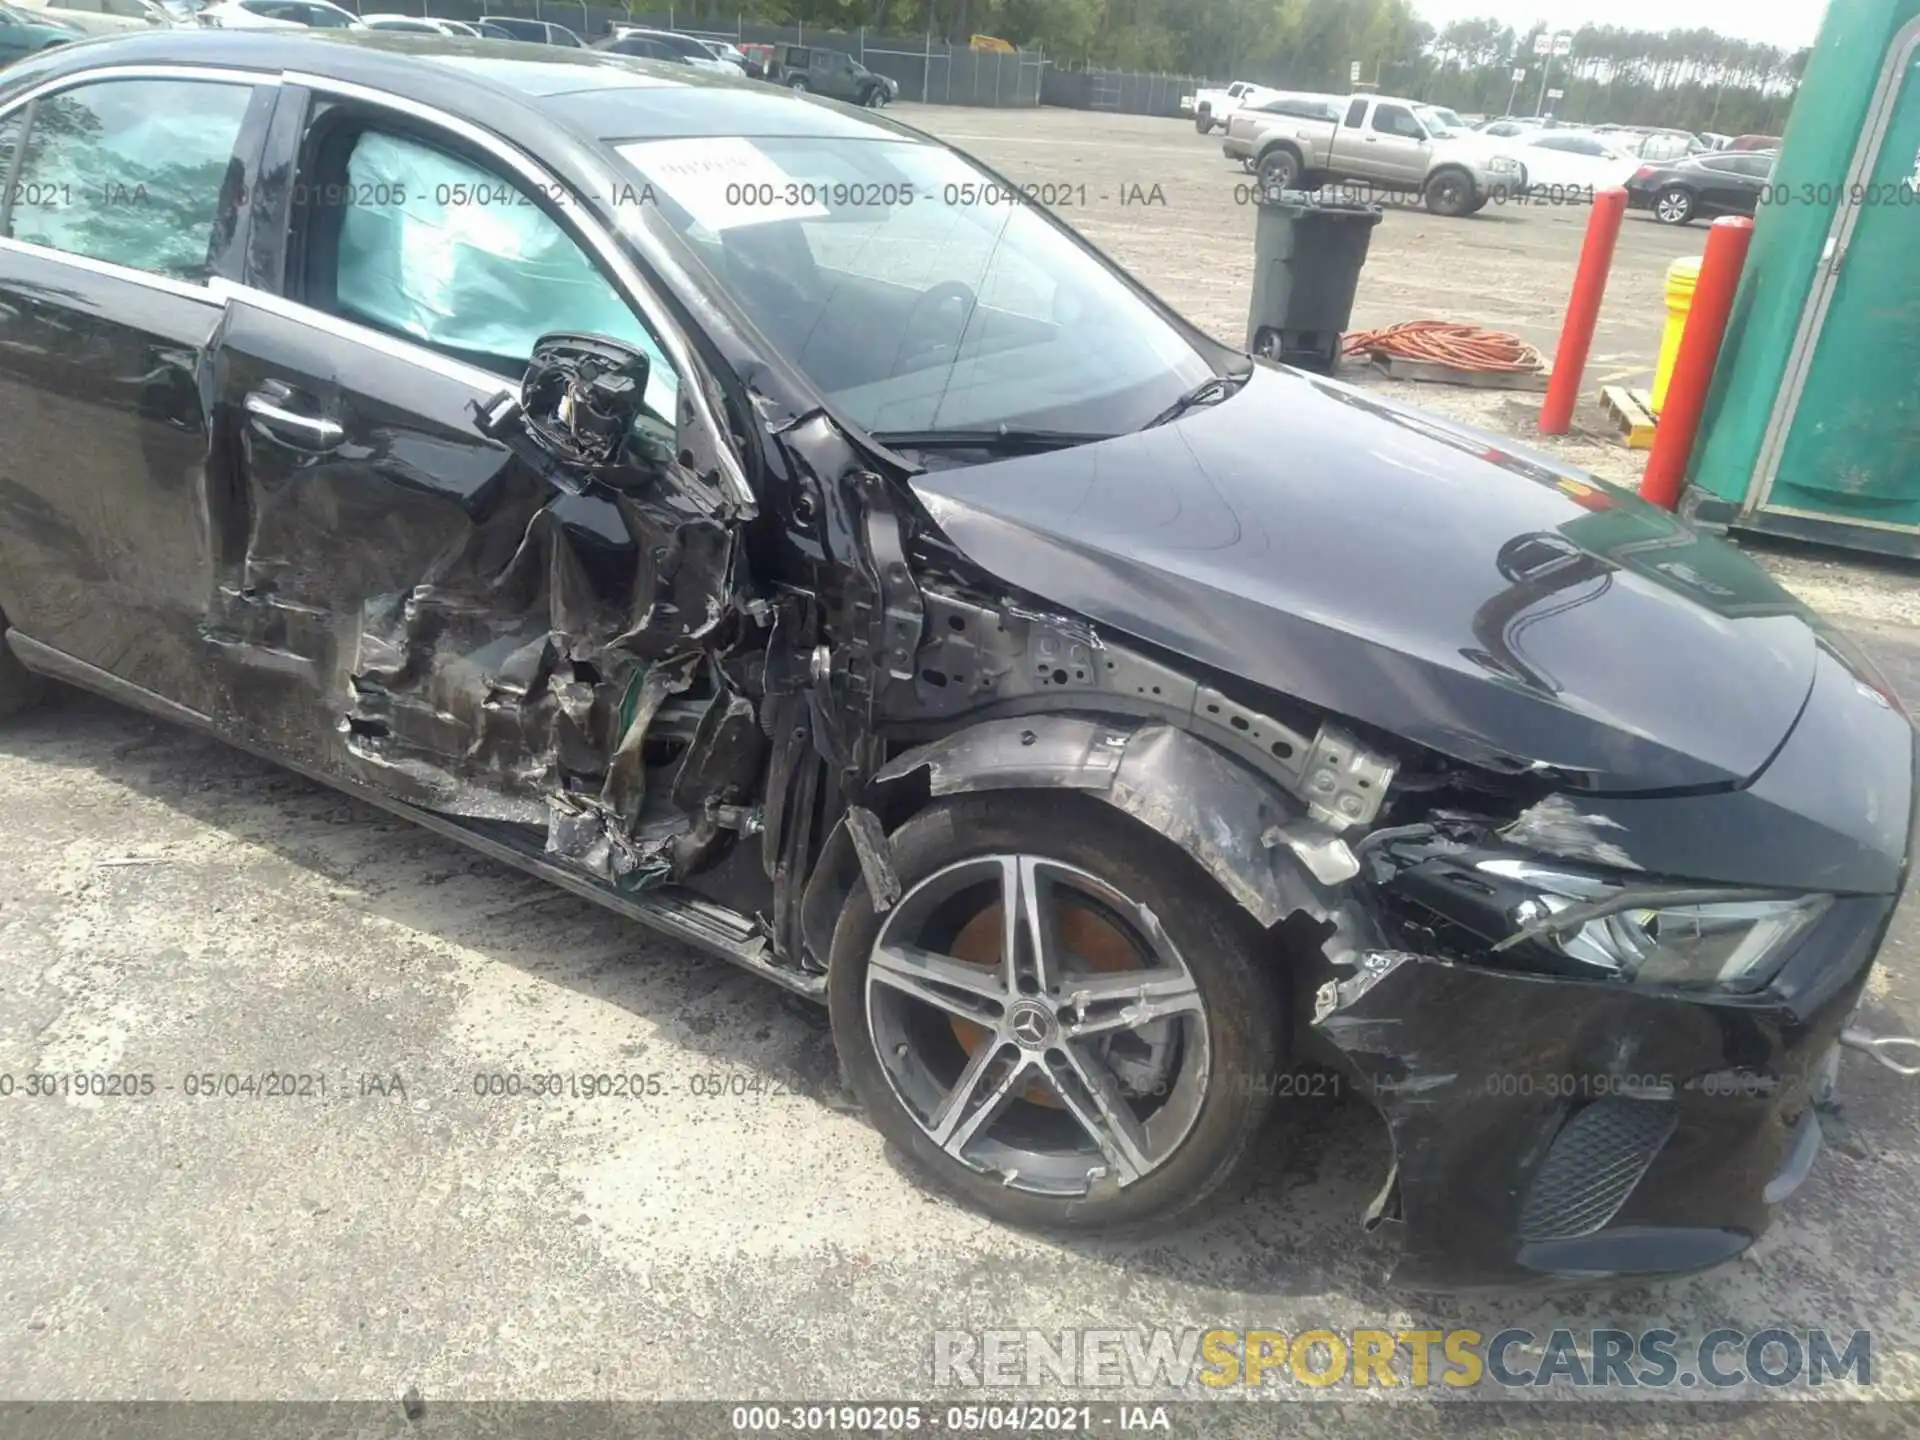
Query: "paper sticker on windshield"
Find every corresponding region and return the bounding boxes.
[618,137,828,231]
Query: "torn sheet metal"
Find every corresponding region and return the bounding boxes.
[873,715,1336,928]
[1498,794,1642,871]
[204,318,756,897]
[898,587,1397,826]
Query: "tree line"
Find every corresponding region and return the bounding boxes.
[667,0,1803,134]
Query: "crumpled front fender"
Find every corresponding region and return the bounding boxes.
[870,715,1339,930]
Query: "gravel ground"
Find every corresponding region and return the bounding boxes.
[2,102,1917,1428]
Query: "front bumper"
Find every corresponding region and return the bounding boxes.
[1311,646,1917,1289]
[1222,134,1254,161]
[1313,890,1893,1289]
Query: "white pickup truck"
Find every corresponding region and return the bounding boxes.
[1187,81,1272,135]
[1226,93,1529,216]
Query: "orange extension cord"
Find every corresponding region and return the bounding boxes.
[1342,320,1544,375]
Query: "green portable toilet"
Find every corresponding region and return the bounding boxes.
[1687,0,1920,556]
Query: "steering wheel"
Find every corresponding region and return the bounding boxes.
[891,280,978,375]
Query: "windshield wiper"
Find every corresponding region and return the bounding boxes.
[872,427,1114,455]
[1140,368,1253,430]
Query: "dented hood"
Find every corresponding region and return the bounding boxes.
[909,364,1819,792]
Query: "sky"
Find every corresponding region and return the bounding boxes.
[1412,0,1827,52]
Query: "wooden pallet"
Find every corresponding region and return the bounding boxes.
[1600,385,1657,449]
[1366,353,1551,391]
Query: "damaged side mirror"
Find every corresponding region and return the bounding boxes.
[472,332,675,497]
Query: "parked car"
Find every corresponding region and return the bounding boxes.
[0,0,75,58]
[361,13,479,35]
[1513,129,1642,196]
[1188,79,1271,134]
[599,27,740,75]
[0,31,1911,1290]
[198,0,362,26]
[759,41,894,106]
[739,38,771,77]
[12,0,181,34]
[475,15,579,45]
[1626,150,1773,224]
[1238,92,1528,215]
[698,35,746,69]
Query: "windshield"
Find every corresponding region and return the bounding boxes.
[614,135,1216,439]
[1415,105,1466,137]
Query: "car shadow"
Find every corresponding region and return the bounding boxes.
[2,688,1889,1338]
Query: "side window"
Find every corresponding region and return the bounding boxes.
[1372,104,1423,139]
[1344,98,1367,127]
[5,79,253,281]
[304,4,355,27]
[319,128,679,418]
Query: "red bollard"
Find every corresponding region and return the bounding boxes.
[1639,215,1755,511]
[1539,187,1628,435]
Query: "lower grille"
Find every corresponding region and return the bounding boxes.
[1519,1097,1678,1242]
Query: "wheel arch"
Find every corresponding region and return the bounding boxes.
[1256,138,1306,170]
[800,715,1341,970]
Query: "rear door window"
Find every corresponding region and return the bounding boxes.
[2,78,255,281]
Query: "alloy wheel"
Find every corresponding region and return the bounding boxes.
[864,855,1211,1196]
[1655,187,1693,224]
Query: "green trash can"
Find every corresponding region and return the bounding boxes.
[1245,192,1384,372]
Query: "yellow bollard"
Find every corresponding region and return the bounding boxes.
[1651,255,1702,415]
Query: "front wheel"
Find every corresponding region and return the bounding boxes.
[1654,185,1696,225]
[828,792,1286,1235]
[863,86,889,108]
[1424,167,1475,217]
[1194,108,1213,134]
[789,77,810,94]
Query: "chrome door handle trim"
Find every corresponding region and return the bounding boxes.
[243,390,344,449]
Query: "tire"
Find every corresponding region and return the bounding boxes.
[1423,166,1475,217]
[1194,107,1213,135]
[1654,185,1696,225]
[828,791,1286,1236]
[789,77,810,94]
[1252,327,1284,361]
[1255,146,1301,194]
[863,87,888,108]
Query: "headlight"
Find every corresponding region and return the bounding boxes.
[1488,157,1520,172]
[1479,861,1830,990]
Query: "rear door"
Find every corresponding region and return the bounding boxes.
[0,69,275,712]
[204,83,746,848]
[1327,96,1371,178]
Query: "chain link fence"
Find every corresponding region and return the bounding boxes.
[362,2,1208,116]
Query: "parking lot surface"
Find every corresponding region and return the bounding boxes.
[2,103,1917,1424]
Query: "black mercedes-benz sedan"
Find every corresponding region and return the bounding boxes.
[0,32,1910,1289]
[1625,149,1774,225]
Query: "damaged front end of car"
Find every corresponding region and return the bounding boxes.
[448,337,1920,1287]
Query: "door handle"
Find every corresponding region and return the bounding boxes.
[243,388,344,451]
